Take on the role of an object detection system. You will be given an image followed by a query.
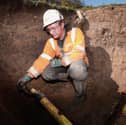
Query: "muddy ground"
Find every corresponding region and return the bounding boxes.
[0,1,126,125]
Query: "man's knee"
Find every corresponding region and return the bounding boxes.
[41,73,51,81]
[42,67,56,81]
[68,60,88,81]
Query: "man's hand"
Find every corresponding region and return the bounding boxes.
[17,74,32,93]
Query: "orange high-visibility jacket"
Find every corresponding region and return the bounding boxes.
[27,27,89,78]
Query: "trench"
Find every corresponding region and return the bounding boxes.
[0,1,126,125]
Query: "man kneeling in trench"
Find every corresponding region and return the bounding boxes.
[17,9,89,99]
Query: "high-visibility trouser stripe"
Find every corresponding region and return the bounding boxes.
[75,45,86,52]
[29,66,39,78]
[40,53,52,61]
[49,38,55,50]
[71,28,76,43]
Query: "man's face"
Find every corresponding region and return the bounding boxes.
[46,21,64,40]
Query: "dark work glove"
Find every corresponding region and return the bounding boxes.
[17,74,32,93]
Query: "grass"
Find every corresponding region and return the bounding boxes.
[23,0,125,12]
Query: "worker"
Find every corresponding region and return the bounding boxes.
[17,9,89,98]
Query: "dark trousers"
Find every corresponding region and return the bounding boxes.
[42,60,88,97]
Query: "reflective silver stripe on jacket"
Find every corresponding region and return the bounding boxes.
[71,27,76,43]
[49,38,55,50]
[29,66,39,78]
[40,53,52,60]
[63,56,71,65]
[75,45,86,52]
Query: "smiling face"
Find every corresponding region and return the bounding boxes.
[46,21,65,40]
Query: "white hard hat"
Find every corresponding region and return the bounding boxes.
[43,9,64,29]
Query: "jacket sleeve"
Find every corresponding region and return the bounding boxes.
[62,27,89,66]
[27,39,56,78]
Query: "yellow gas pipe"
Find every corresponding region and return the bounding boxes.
[30,88,73,125]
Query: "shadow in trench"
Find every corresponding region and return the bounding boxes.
[0,76,59,125]
[63,45,121,125]
[72,15,122,125]
[107,93,126,125]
